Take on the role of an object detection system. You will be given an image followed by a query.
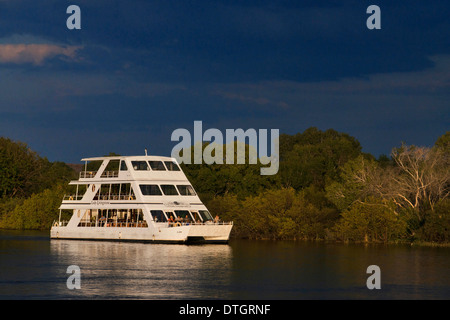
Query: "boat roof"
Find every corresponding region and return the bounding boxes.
[81,155,177,162]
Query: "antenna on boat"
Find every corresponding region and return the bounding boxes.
[145,148,148,156]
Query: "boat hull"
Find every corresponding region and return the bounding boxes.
[50,223,232,244]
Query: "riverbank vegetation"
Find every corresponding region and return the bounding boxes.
[0,137,76,229]
[0,129,448,244]
[182,128,450,244]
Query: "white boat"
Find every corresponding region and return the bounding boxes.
[50,154,233,243]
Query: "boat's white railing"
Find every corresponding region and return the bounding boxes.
[79,221,149,228]
[53,219,232,229]
[100,170,119,178]
[79,171,97,178]
[52,220,69,227]
[63,194,136,201]
[95,194,136,201]
[63,194,84,201]
[79,170,119,178]
[166,221,233,227]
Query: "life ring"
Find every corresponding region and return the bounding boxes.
[53,221,59,227]
[176,222,182,227]
[128,196,133,200]
[69,196,74,201]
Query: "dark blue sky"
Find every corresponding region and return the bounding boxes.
[0,0,448,163]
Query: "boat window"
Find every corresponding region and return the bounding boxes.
[160,184,179,195]
[120,161,128,171]
[120,183,135,200]
[65,184,87,200]
[165,212,175,221]
[164,161,181,171]
[132,161,150,171]
[109,184,121,200]
[99,184,110,200]
[92,209,148,228]
[149,161,166,171]
[150,210,167,222]
[100,160,120,178]
[140,184,162,195]
[77,184,87,195]
[77,210,92,227]
[190,211,202,222]
[176,185,196,196]
[105,159,120,171]
[199,210,213,222]
[175,210,193,222]
[85,160,102,171]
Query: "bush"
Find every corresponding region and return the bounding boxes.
[420,199,450,243]
[0,185,65,230]
[332,197,408,243]
[206,188,339,240]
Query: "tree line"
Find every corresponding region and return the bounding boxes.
[0,137,76,229]
[182,128,450,244]
[0,129,449,244]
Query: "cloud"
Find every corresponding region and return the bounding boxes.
[0,33,83,65]
[0,43,82,65]
[212,55,450,110]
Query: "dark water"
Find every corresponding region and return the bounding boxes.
[0,230,449,299]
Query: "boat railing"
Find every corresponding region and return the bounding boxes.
[63,194,84,201]
[79,171,97,178]
[94,194,136,201]
[100,170,119,178]
[66,220,232,228]
[79,170,119,179]
[78,221,149,228]
[167,221,233,227]
[52,220,69,227]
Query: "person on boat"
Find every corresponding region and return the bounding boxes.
[214,215,220,224]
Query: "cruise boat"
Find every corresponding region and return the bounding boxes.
[50,155,233,243]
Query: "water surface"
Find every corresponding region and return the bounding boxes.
[0,230,449,299]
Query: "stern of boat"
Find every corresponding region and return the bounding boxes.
[185,222,233,243]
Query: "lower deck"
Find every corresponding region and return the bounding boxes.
[50,222,233,243]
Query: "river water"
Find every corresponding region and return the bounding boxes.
[0,230,449,300]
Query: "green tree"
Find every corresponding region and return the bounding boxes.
[0,137,76,199]
[434,131,450,152]
[420,199,450,243]
[325,155,386,211]
[333,197,408,243]
[207,188,338,240]
[0,184,66,230]
[181,141,280,201]
[0,137,45,198]
[279,128,363,190]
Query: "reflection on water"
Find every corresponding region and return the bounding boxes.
[1,230,449,299]
[50,240,233,299]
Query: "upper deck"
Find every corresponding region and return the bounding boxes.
[77,155,187,182]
